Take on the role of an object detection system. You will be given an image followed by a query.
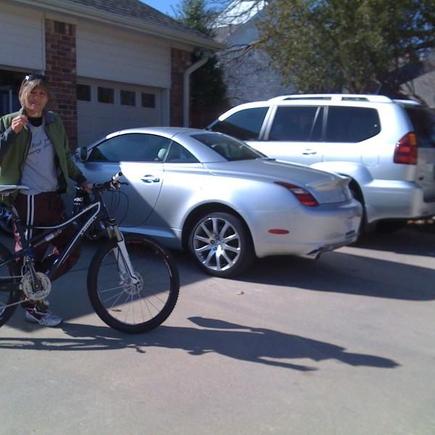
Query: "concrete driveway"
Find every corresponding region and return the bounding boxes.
[0,226,434,435]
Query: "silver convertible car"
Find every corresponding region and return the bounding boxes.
[75,127,362,277]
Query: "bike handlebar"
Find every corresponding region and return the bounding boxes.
[92,171,125,192]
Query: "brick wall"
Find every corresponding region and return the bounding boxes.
[170,48,191,126]
[45,19,77,148]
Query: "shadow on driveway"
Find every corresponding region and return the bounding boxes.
[353,226,435,257]
[234,249,435,301]
[0,316,399,372]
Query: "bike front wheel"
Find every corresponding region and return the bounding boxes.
[87,236,179,333]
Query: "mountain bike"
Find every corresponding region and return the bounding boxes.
[0,173,179,333]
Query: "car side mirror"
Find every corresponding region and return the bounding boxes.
[79,146,88,161]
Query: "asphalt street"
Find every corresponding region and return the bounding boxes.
[0,226,434,435]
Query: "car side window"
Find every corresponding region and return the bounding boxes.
[209,107,268,140]
[325,107,380,142]
[165,141,199,163]
[268,106,320,141]
[88,133,172,162]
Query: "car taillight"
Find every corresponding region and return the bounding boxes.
[393,132,417,165]
[275,182,319,207]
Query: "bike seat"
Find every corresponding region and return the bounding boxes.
[0,185,29,195]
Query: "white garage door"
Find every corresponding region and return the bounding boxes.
[77,78,164,146]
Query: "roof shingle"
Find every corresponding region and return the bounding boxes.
[65,0,210,40]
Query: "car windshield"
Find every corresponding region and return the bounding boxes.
[192,133,266,161]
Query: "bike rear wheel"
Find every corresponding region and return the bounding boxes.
[87,236,179,333]
[0,243,20,327]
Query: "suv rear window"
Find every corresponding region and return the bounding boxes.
[325,107,380,142]
[405,107,435,148]
[209,107,268,140]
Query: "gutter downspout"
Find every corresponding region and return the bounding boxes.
[183,54,210,127]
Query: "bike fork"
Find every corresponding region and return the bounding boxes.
[111,231,138,285]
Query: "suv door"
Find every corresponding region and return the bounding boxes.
[259,105,323,165]
[321,106,381,167]
[406,106,435,201]
[209,106,269,141]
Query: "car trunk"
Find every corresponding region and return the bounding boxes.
[406,107,435,201]
[207,159,351,204]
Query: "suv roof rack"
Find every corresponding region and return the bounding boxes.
[268,94,393,103]
[393,99,422,107]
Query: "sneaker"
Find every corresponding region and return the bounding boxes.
[25,306,63,327]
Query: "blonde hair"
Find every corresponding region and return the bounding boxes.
[18,75,51,108]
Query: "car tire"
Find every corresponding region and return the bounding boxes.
[188,211,254,278]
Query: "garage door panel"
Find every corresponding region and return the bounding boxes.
[77,80,163,146]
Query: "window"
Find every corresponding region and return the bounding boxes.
[88,133,172,162]
[142,93,155,108]
[165,141,198,163]
[121,90,136,106]
[98,87,114,104]
[209,107,268,140]
[193,133,264,161]
[405,107,435,148]
[325,107,380,142]
[269,106,320,141]
[77,84,91,101]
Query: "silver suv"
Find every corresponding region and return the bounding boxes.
[209,94,435,231]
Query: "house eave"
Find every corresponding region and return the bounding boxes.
[9,0,223,50]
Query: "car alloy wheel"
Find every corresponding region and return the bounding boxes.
[189,212,253,278]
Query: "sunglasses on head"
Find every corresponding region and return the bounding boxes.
[23,73,46,82]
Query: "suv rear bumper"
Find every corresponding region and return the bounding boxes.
[364,180,435,222]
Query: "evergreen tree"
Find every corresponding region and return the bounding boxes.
[257,0,434,93]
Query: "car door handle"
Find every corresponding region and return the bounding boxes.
[302,149,317,155]
[141,175,160,183]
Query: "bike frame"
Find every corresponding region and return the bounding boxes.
[0,187,134,283]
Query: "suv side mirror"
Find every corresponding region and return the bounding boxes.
[79,146,88,161]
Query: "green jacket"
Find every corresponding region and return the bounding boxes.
[0,108,86,193]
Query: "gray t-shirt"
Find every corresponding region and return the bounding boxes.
[21,123,58,195]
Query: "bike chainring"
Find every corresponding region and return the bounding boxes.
[21,271,52,301]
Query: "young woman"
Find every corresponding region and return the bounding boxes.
[0,74,92,327]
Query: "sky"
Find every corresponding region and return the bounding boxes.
[141,0,182,16]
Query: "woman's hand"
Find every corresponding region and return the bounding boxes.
[11,115,28,134]
[81,181,93,193]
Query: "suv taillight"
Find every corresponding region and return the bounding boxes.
[393,132,417,165]
[275,182,319,207]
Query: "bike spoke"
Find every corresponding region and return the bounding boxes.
[92,239,178,330]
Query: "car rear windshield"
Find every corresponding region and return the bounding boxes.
[192,133,265,161]
[405,107,435,148]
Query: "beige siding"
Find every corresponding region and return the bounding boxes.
[0,2,44,71]
[76,21,171,88]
